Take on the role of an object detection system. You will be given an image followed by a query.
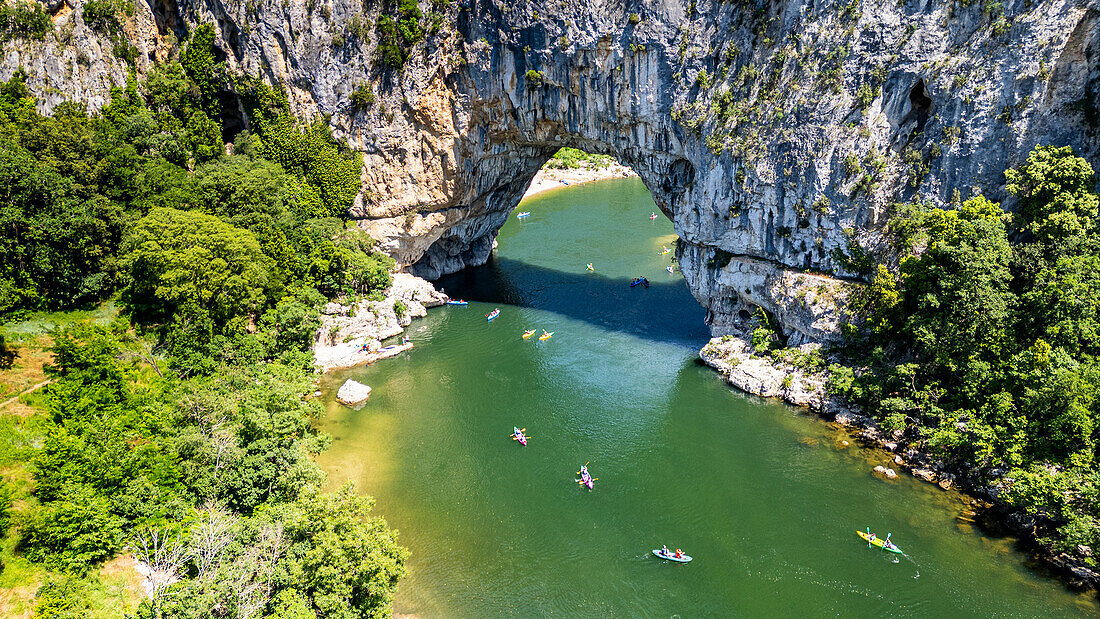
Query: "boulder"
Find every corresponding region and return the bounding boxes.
[337,379,372,406]
[912,468,938,483]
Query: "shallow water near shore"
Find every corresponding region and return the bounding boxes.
[319,177,1098,617]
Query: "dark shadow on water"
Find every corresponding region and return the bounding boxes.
[435,256,710,348]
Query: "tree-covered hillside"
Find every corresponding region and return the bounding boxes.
[0,24,405,618]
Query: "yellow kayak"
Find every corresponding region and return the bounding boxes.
[522,329,537,339]
[857,531,903,554]
[539,331,554,341]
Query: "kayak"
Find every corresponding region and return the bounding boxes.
[652,549,692,563]
[446,299,468,306]
[666,265,674,274]
[586,263,594,271]
[516,211,531,219]
[522,329,537,339]
[576,465,595,489]
[539,331,553,341]
[630,277,645,287]
[660,246,671,255]
[857,531,903,554]
[512,427,528,446]
[487,309,500,322]
[649,213,658,220]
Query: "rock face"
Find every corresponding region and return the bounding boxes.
[7,0,1098,341]
[314,272,446,372]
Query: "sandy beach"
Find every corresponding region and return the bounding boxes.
[522,162,637,200]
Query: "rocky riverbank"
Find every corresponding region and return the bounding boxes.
[699,334,1100,590]
[522,163,637,201]
[312,273,447,372]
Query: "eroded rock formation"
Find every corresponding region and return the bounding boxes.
[9,0,1099,342]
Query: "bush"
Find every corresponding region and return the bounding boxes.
[628,12,640,25]
[19,485,124,573]
[525,69,543,89]
[0,1,51,40]
[81,0,121,33]
[393,299,407,319]
[350,83,375,110]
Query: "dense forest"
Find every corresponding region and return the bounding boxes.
[823,145,1100,565]
[0,24,404,618]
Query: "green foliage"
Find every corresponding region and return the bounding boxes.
[350,82,376,110]
[82,0,121,33]
[0,1,51,40]
[19,484,125,573]
[695,68,711,89]
[543,147,613,170]
[525,69,543,89]
[393,299,407,319]
[829,145,1100,555]
[181,24,225,119]
[855,82,879,110]
[0,476,12,537]
[374,0,423,70]
[120,207,272,326]
[268,484,408,617]
[628,12,641,24]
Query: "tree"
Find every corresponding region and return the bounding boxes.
[269,484,407,619]
[19,484,124,573]
[897,196,1014,385]
[1006,144,1098,250]
[120,207,273,326]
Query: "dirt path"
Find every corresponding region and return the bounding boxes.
[0,379,51,411]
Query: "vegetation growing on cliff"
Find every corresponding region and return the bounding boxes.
[0,24,405,617]
[543,147,614,171]
[830,145,1100,562]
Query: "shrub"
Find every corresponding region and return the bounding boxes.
[525,69,543,89]
[393,299,407,319]
[19,485,124,573]
[628,12,640,25]
[350,83,375,110]
[81,0,121,33]
[0,1,51,40]
[695,68,711,89]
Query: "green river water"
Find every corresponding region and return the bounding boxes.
[318,177,1098,617]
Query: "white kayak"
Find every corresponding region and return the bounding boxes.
[652,549,692,563]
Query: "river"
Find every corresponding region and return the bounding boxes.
[318,177,1097,617]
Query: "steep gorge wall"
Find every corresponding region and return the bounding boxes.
[8,0,1099,343]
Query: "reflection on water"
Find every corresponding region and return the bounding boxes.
[318,178,1098,617]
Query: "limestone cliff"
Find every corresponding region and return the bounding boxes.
[9,0,1098,342]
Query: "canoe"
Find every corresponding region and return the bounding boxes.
[576,466,594,489]
[446,299,468,306]
[539,331,553,341]
[516,211,531,219]
[856,531,903,554]
[652,549,692,563]
[487,309,500,322]
[630,278,644,287]
[512,427,527,446]
[522,329,537,339]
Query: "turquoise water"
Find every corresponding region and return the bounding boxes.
[319,178,1098,616]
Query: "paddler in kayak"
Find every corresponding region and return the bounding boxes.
[661,545,670,557]
[675,549,684,559]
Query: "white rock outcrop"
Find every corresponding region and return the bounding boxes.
[336,380,372,406]
[313,273,447,372]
